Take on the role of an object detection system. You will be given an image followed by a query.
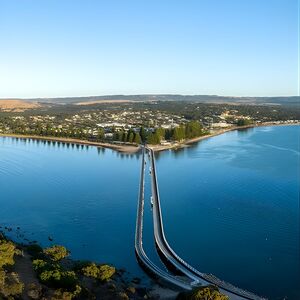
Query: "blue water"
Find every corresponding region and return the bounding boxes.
[0,125,299,300]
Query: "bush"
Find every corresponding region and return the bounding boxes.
[98,265,116,281]
[39,270,77,289]
[0,239,19,268]
[0,270,24,298]
[81,263,99,279]
[32,259,51,273]
[51,285,82,300]
[176,285,229,300]
[81,263,115,281]
[33,259,77,290]
[44,245,69,261]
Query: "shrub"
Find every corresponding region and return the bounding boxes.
[0,239,19,268]
[0,270,24,298]
[33,259,77,290]
[32,259,48,271]
[81,263,99,279]
[44,245,69,261]
[39,270,77,289]
[98,265,115,281]
[27,283,42,299]
[52,285,82,300]
[176,285,229,300]
[81,263,115,281]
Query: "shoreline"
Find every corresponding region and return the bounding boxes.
[0,133,140,153]
[148,122,300,152]
[0,122,299,154]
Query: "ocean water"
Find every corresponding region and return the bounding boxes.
[0,125,299,299]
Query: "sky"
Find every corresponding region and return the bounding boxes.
[0,0,299,98]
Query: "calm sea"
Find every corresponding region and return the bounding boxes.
[0,125,299,299]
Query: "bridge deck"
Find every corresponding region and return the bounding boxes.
[135,147,193,291]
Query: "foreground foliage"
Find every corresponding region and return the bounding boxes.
[44,245,69,262]
[0,270,24,298]
[0,235,24,298]
[0,233,149,299]
[81,262,116,281]
[176,285,229,300]
[0,238,21,268]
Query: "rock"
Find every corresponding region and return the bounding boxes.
[117,292,129,300]
[107,282,117,291]
[27,283,42,299]
[131,277,141,284]
[126,286,136,294]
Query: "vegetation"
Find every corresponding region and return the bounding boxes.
[0,235,24,298]
[236,118,253,126]
[1,100,298,148]
[43,245,69,261]
[0,238,20,268]
[146,120,204,144]
[0,233,151,299]
[176,285,229,300]
[33,258,77,289]
[81,262,116,281]
[51,285,82,300]
[0,270,24,298]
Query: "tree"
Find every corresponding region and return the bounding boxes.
[139,127,147,142]
[133,133,142,144]
[97,128,104,140]
[185,121,203,138]
[172,125,185,141]
[122,132,128,142]
[236,118,252,126]
[147,132,160,144]
[156,127,165,140]
[128,132,134,143]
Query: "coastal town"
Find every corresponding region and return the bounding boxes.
[0,100,299,151]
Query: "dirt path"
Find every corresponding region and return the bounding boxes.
[13,253,42,300]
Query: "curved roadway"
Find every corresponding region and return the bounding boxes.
[135,146,192,290]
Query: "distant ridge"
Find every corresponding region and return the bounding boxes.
[1,95,299,106]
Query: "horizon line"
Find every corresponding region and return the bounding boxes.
[1,93,299,100]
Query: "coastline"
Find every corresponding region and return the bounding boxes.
[0,133,140,153]
[148,122,300,152]
[0,122,299,154]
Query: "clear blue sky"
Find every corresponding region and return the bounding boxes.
[0,0,299,98]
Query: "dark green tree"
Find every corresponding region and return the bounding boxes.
[133,132,142,144]
[139,127,147,142]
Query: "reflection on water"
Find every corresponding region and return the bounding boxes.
[236,126,255,136]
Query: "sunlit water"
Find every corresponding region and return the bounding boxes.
[0,125,299,299]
